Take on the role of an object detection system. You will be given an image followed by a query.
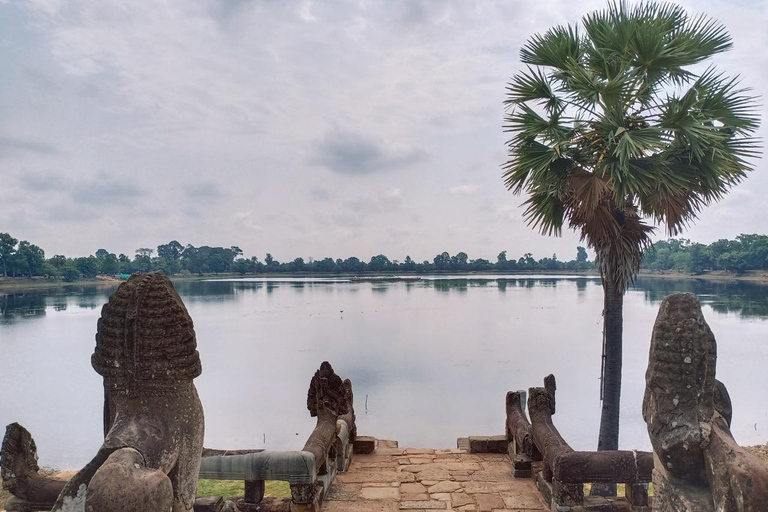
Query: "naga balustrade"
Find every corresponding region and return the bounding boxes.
[506,374,653,511]
[2,361,357,512]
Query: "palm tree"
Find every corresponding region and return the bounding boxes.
[503,0,759,469]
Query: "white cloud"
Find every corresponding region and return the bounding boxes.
[450,184,479,195]
[0,0,765,260]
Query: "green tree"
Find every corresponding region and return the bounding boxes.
[433,252,451,271]
[75,256,100,278]
[16,241,45,277]
[369,254,391,272]
[451,252,469,270]
[576,247,588,263]
[0,232,18,277]
[101,253,120,274]
[49,255,67,269]
[135,248,154,272]
[157,241,184,260]
[503,0,759,468]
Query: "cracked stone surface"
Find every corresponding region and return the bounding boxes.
[324,440,547,512]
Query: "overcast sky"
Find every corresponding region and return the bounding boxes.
[1,0,766,262]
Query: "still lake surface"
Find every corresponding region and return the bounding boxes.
[1,275,767,469]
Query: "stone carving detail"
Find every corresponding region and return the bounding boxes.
[643,292,768,512]
[51,272,205,512]
[295,361,349,505]
[340,378,357,442]
[1,423,66,508]
[306,361,349,419]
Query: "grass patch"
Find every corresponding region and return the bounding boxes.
[195,480,291,500]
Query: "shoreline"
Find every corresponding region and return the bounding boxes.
[1,269,767,293]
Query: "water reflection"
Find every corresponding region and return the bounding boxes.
[1,275,766,469]
[633,277,768,319]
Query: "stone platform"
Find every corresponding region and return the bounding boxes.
[323,440,547,511]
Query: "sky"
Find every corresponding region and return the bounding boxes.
[1,0,766,263]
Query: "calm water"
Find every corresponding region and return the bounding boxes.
[1,275,767,469]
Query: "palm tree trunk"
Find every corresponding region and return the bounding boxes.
[592,278,623,496]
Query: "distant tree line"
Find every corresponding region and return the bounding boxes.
[0,232,595,281]
[4,231,766,281]
[641,235,768,275]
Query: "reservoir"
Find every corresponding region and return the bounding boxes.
[1,275,766,468]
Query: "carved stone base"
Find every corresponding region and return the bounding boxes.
[468,435,508,453]
[624,483,649,507]
[552,481,583,507]
[512,454,532,478]
[289,492,322,512]
[194,496,225,512]
[352,436,377,455]
[652,468,714,512]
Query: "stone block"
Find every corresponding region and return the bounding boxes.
[428,481,462,493]
[398,500,447,509]
[552,481,583,507]
[581,496,611,511]
[474,493,504,511]
[624,483,648,507]
[467,436,508,454]
[354,437,378,455]
[360,487,399,500]
[193,496,224,512]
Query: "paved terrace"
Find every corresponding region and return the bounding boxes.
[324,440,547,512]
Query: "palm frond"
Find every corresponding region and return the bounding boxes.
[520,24,582,70]
[505,67,562,114]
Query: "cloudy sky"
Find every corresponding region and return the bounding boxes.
[1,0,766,262]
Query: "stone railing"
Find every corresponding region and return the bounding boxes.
[2,361,361,512]
[197,361,359,512]
[643,293,768,512]
[505,375,653,511]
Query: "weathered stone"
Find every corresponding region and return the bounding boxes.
[52,272,205,512]
[624,483,648,507]
[428,492,451,501]
[303,361,349,478]
[0,423,68,506]
[643,293,715,482]
[703,413,768,511]
[414,469,451,482]
[323,502,399,512]
[643,293,768,511]
[450,492,474,507]
[581,495,611,511]
[553,450,653,484]
[193,495,224,512]
[360,487,400,500]
[336,470,400,484]
[500,490,548,509]
[551,481,582,506]
[468,436,507,454]
[470,471,513,482]
[527,376,571,483]
[398,500,447,509]
[461,481,515,494]
[506,390,540,461]
[355,437,378,455]
[400,483,427,494]
[474,493,504,511]
[444,462,481,472]
[406,449,436,455]
[325,483,361,501]
[427,481,462,493]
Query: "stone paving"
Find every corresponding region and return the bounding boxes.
[324,440,547,512]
